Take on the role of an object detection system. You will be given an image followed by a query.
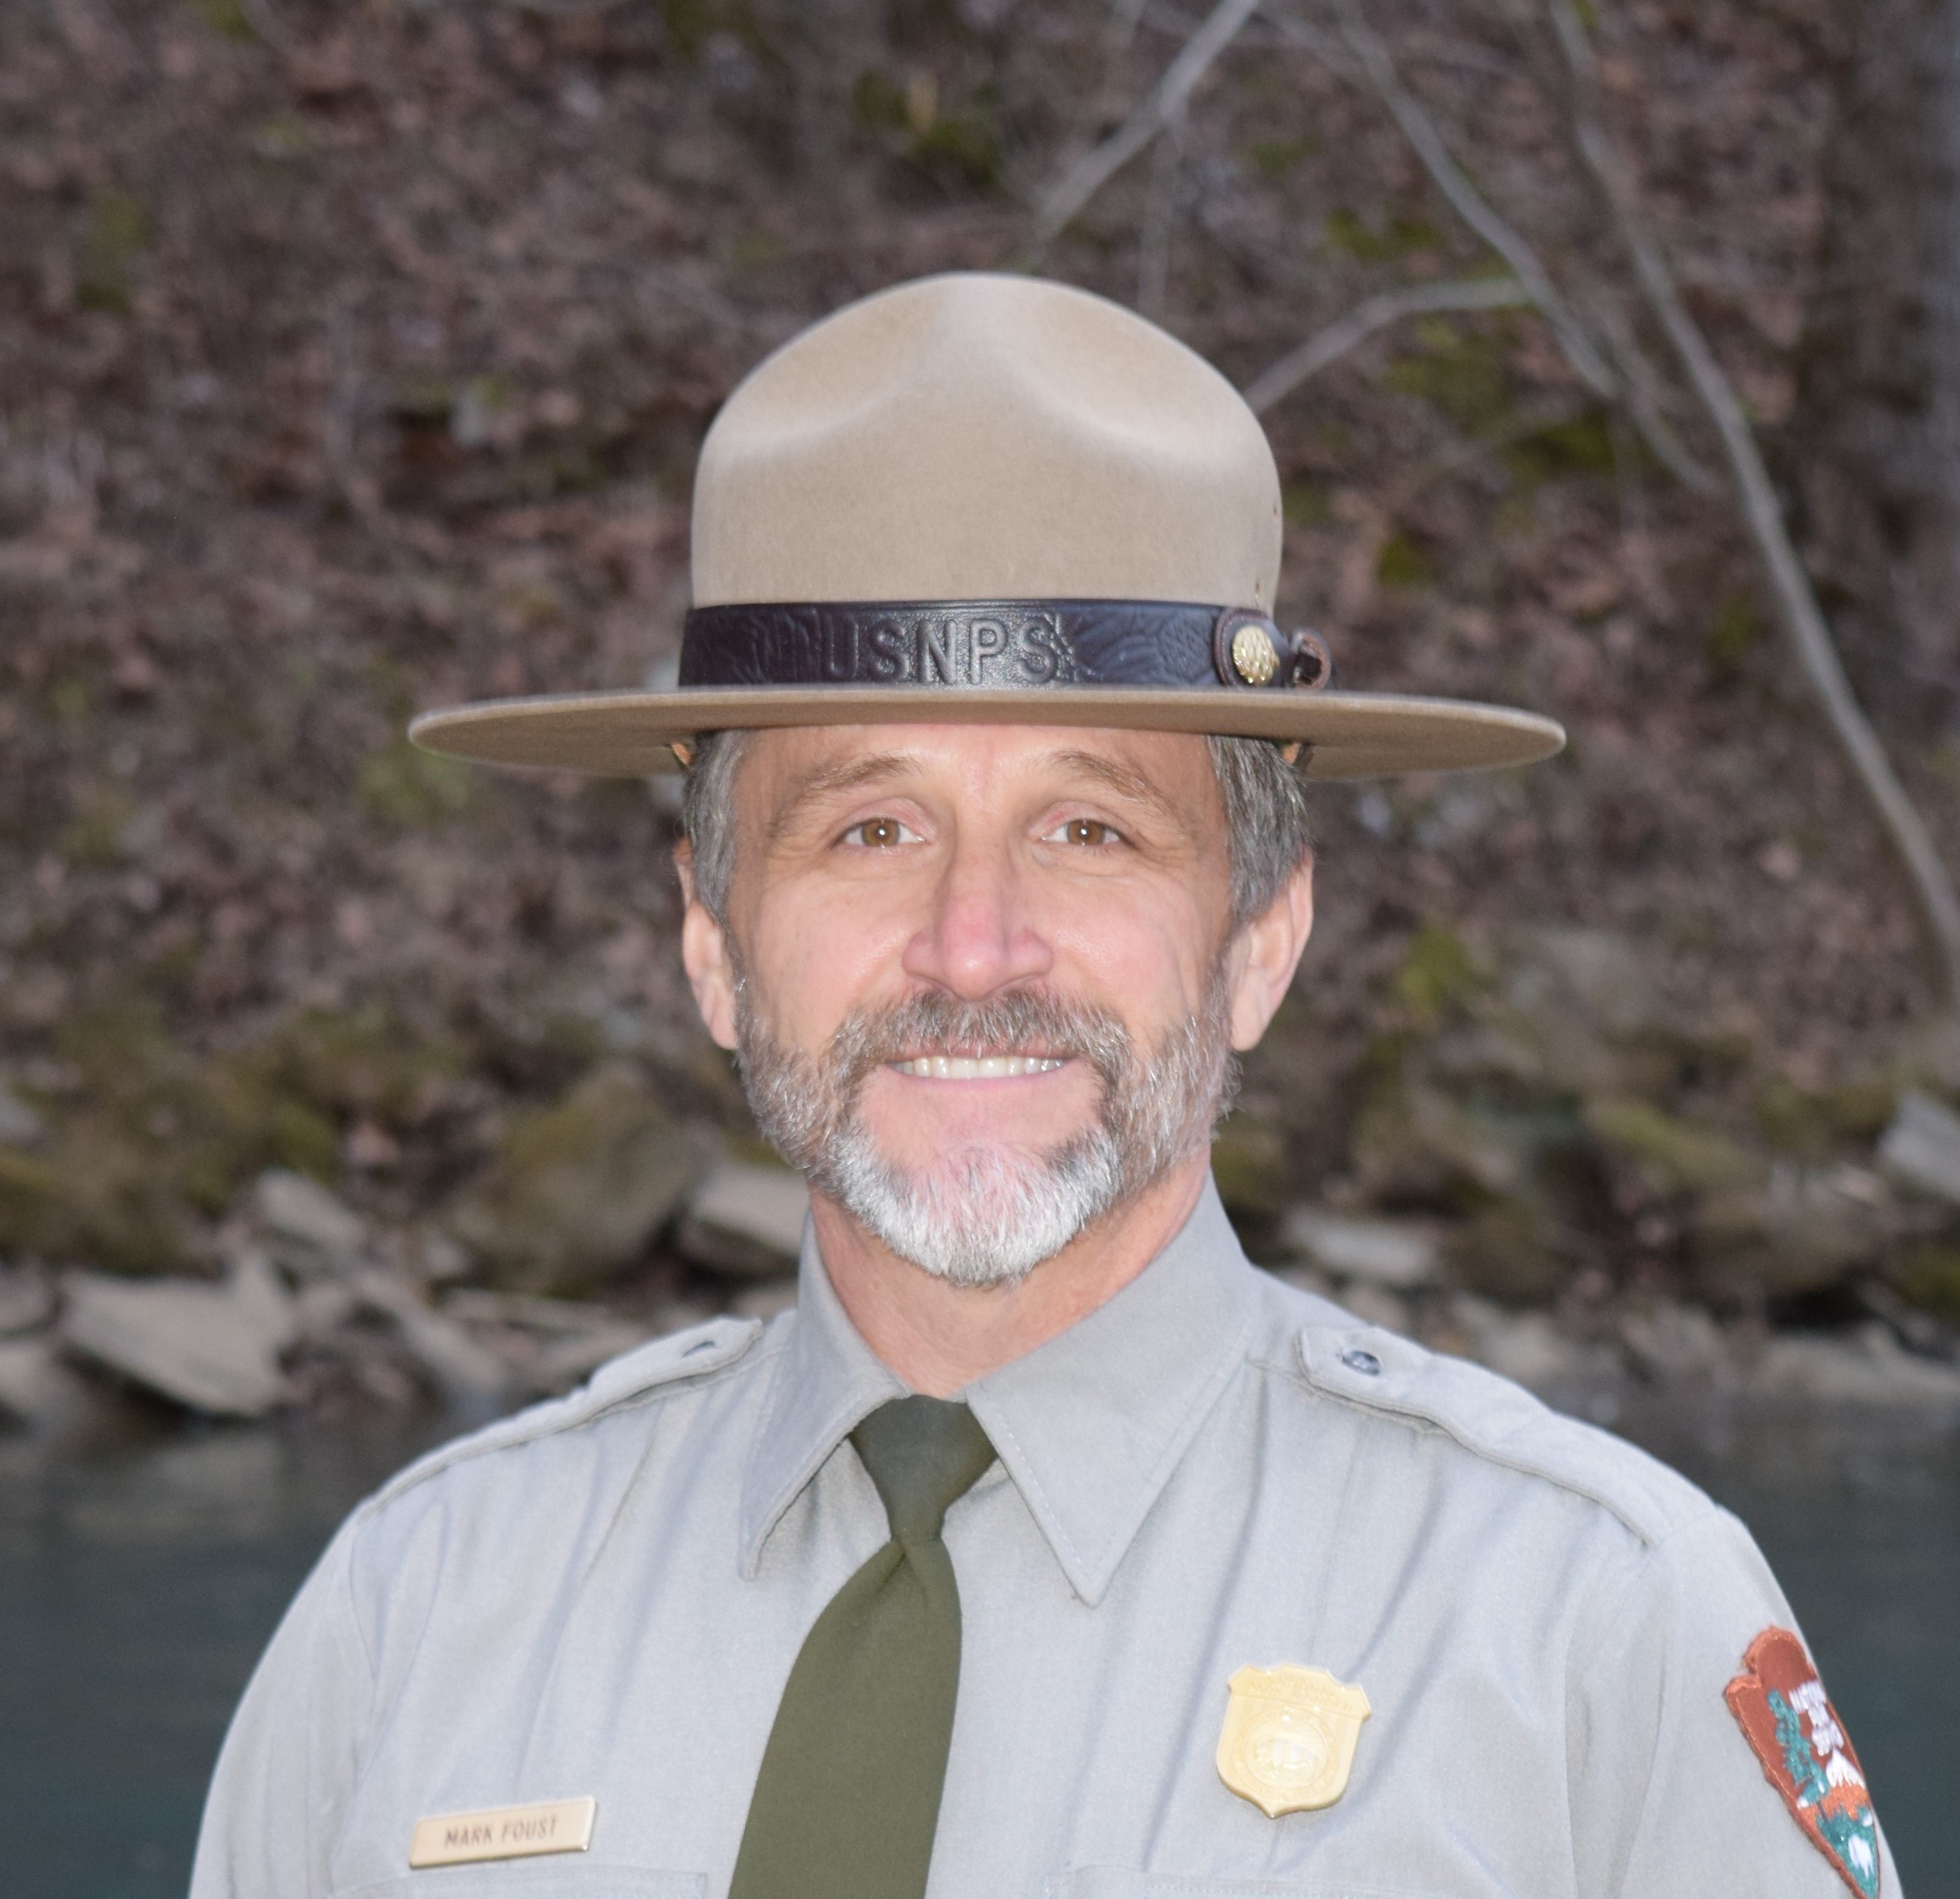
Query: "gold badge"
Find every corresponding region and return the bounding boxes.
[1229,621,1281,685]
[408,1796,597,1869]
[1216,1665,1371,1817]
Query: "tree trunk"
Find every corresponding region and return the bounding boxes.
[1792,0,1960,738]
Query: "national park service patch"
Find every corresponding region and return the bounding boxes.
[1724,1627,1878,1897]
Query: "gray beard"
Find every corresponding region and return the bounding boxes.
[734,980,1239,1288]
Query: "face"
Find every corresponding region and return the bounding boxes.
[680,723,1313,1286]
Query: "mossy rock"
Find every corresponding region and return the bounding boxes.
[446,1064,714,1295]
[1351,1062,1523,1208]
[1893,1245,1960,1325]
[1583,1098,1755,1199]
[1394,920,1484,1025]
[1690,1169,1891,1303]
[0,998,464,1270]
[1210,1116,1291,1222]
[1446,1197,1564,1306]
[0,1125,205,1273]
[1755,1076,1897,1156]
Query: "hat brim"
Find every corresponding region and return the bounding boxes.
[408,687,1564,780]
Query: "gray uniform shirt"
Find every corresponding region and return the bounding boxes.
[191,1179,1898,1899]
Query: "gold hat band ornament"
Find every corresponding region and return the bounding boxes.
[1216,1665,1372,1818]
[407,273,1564,781]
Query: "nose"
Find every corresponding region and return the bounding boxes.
[900,828,1053,999]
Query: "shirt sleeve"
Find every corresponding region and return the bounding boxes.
[1566,1502,1903,1899]
[189,1514,376,1899]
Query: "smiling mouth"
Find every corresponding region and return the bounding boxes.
[890,1054,1069,1080]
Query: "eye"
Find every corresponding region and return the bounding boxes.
[1044,817,1124,848]
[842,816,917,848]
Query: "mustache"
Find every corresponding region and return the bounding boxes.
[820,989,1134,1097]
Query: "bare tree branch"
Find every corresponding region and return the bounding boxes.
[1136,115,1186,318]
[1546,0,1960,1009]
[1023,0,1263,257]
[1310,0,1717,495]
[1577,282,1716,497]
[1329,0,1612,394]
[1242,276,1529,414]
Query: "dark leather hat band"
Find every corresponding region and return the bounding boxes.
[679,600,1331,695]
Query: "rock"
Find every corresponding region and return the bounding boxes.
[527,1321,653,1393]
[1279,1208,1439,1288]
[435,1287,654,1396]
[1352,1073,1521,1204]
[1617,1299,1737,1387]
[447,1065,714,1295]
[650,1298,718,1338]
[1748,1324,1960,1406]
[0,1337,61,1421]
[348,1271,510,1405]
[1855,1277,1952,1357]
[1690,1162,1894,1301]
[732,1280,799,1324]
[60,1256,295,1415]
[1209,1117,1291,1219]
[0,1262,54,1334]
[0,1087,42,1146]
[411,1228,472,1283]
[678,1160,811,1276]
[253,1168,367,1266]
[1268,1262,1335,1300]
[1895,1243,1960,1324]
[1899,1013,1960,1094]
[1520,927,1670,1039]
[1337,1282,1413,1336]
[1584,1098,1754,1197]
[1486,926,1677,1100]
[1446,1198,1565,1305]
[294,1277,360,1340]
[1876,1089,1960,1207]
[1443,1295,1620,1399]
[0,1336,96,1434]
[440,1288,620,1333]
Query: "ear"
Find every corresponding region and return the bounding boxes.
[675,838,740,1051]
[1226,854,1315,1051]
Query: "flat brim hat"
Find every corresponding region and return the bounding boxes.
[410,274,1563,780]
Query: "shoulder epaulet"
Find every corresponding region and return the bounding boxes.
[1293,1317,1703,1548]
[365,1314,765,1514]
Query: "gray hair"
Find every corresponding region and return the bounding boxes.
[680,728,1311,927]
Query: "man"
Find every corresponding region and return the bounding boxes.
[193,274,1895,1899]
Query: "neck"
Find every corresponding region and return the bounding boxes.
[808,1150,1212,1396]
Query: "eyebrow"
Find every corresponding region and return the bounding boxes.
[1043,749,1190,830]
[762,743,1194,845]
[765,752,920,844]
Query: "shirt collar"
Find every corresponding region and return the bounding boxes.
[739,1176,1260,1606]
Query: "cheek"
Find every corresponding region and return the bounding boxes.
[743,878,915,1042]
[1046,886,1220,1018]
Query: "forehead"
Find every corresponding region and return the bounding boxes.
[735,722,1225,818]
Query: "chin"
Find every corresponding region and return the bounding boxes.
[858,1073,1103,1163]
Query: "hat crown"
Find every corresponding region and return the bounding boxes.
[691,274,1283,609]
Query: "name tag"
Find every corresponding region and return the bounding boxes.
[408,1796,598,1868]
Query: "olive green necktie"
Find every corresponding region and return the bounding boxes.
[730,1395,996,1899]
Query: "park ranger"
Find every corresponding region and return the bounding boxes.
[191,274,1896,1899]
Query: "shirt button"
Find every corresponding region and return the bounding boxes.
[1339,1346,1383,1377]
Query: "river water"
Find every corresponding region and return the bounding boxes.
[1,1395,1955,1898]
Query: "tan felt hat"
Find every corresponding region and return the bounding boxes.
[410,273,1564,779]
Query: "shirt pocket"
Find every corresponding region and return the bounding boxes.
[337,1868,705,1899]
[1045,1873,1442,1899]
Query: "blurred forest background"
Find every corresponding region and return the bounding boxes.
[5,0,1960,1429]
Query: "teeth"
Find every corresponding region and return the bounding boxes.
[893,1055,1067,1080]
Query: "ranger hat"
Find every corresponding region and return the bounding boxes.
[410,272,1563,779]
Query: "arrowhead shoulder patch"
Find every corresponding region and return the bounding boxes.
[1724,1627,1879,1897]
